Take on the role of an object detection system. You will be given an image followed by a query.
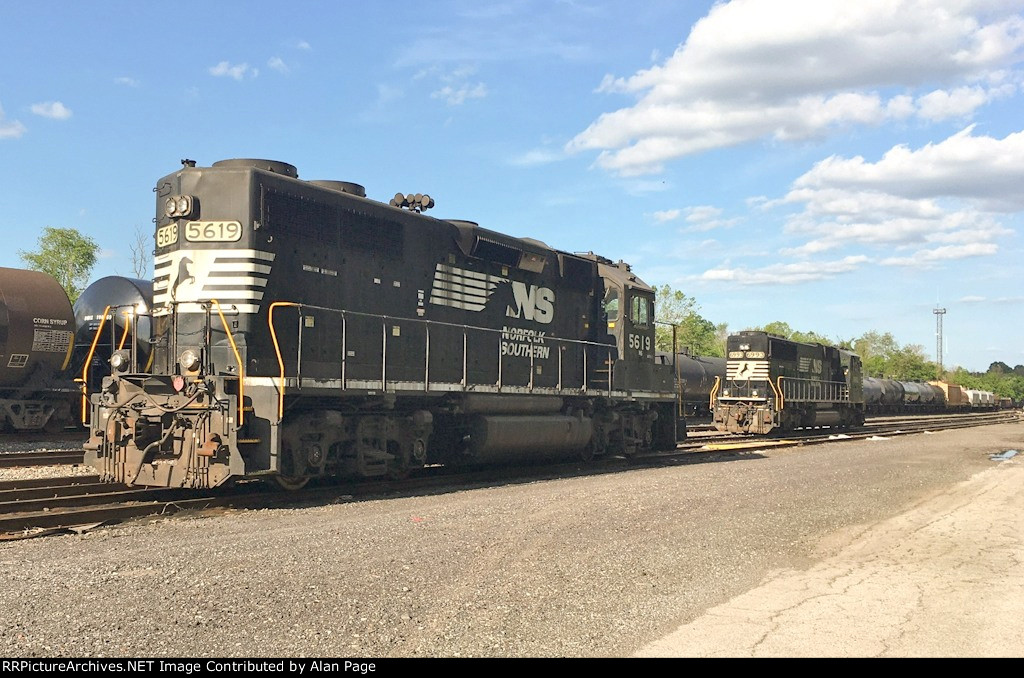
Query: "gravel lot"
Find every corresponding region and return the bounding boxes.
[1,421,1021,657]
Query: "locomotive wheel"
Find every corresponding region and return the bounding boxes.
[271,474,310,491]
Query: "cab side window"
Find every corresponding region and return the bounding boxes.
[630,295,650,327]
[604,288,620,334]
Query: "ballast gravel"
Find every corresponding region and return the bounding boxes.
[0,422,1021,657]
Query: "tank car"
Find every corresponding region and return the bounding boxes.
[863,376,904,414]
[0,267,76,431]
[668,353,725,419]
[72,276,154,421]
[712,331,864,434]
[84,159,679,489]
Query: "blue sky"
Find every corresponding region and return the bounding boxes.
[1,0,1021,371]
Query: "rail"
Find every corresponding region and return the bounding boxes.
[268,302,619,422]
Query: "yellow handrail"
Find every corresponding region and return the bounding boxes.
[775,376,784,410]
[269,301,300,421]
[75,305,112,425]
[709,375,721,412]
[116,310,132,350]
[208,300,247,426]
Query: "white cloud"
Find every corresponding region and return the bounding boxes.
[655,204,741,231]
[509,148,564,166]
[268,56,289,74]
[959,295,987,303]
[431,82,487,106]
[424,66,489,106]
[775,127,1022,265]
[114,76,139,87]
[699,255,869,285]
[296,40,311,50]
[881,242,998,267]
[209,61,257,80]
[652,209,682,223]
[568,0,1024,174]
[791,126,1024,211]
[0,102,26,139]
[915,86,998,121]
[30,101,72,120]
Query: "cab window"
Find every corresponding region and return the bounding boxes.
[603,288,620,326]
[630,295,650,327]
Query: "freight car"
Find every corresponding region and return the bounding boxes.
[863,378,999,414]
[0,267,77,431]
[0,268,154,432]
[84,158,680,489]
[668,352,726,419]
[712,331,864,434]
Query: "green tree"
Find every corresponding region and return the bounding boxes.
[760,320,793,338]
[988,361,1011,374]
[19,227,98,303]
[854,330,941,380]
[653,284,725,357]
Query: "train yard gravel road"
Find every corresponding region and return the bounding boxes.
[1,421,1021,658]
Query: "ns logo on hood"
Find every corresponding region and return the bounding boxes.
[428,264,555,325]
[506,281,554,324]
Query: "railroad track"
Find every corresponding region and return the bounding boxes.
[1,411,1017,540]
[0,450,86,468]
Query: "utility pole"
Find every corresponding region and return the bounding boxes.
[934,307,946,373]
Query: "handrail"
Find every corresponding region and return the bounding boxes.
[269,301,301,420]
[778,376,850,406]
[771,376,783,409]
[75,305,112,425]
[116,310,132,351]
[268,300,625,422]
[709,375,720,412]
[208,300,247,426]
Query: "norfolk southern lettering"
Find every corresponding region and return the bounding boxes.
[501,326,550,359]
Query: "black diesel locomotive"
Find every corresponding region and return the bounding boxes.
[712,331,865,434]
[85,159,679,489]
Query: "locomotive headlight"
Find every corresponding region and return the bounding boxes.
[179,349,201,373]
[164,194,196,218]
[109,350,130,372]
